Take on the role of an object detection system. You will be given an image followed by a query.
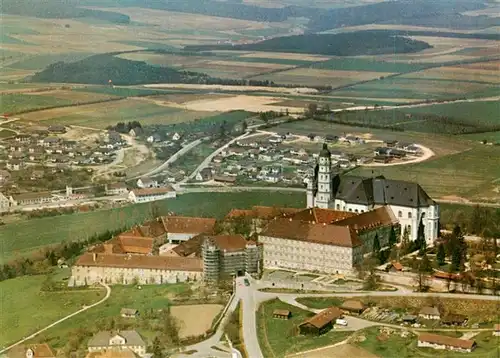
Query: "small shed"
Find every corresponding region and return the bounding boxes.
[273,309,291,320]
[298,307,342,336]
[402,315,417,324]
[340,300,365,315]
[120,308,139,318]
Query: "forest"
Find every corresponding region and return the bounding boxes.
[186,32,432,56]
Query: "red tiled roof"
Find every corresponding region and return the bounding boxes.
[418,333,475,349]
[289,207,356,224]
[170,234,205,257]
[261,218,362,248]
[118,236,154,254]
[391,261,403,271]
[206,234,247,252]
[300,307,343,329]
[225,206,301,220]
[75,253,203,271]
[161,216,216,234]
[139,218,167,238]
[333,206,398,232]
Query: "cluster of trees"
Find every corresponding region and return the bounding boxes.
[258,110,288,122]
[0,229,123,282]
[188,32,431,57]
[107,121,142,134]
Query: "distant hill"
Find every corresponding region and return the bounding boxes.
[185,32,432,56]
[0,0,130,24]
[29,54,208,85]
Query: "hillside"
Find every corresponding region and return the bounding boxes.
[0,0,130,23]
[186,32,432,56]
[30,54,209,85]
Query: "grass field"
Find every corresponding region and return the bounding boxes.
[311,57,429,73]
[251,68,392,87]
[0,129,17,138]
[356,327,500,358]
[257,298,352,358]
[34,282,191,349]
[295,297,343,309]
[0,93,74,114]
[404,101,500,126]
[331,77,496,100]
[351,145,500,201]
[19,99,214,129]
[0,191,305,263]
[0,274,105,347]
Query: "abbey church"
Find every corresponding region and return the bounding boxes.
[307,144,440,243]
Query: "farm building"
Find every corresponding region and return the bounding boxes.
[419,306,441,320]
[340,300,365,314]
[402,315,417,324]
[105,182,128,195]
[47,125,66,134]
[273,309,291,320]
[128,187,176,203]
[196,167,213,181]
[136,177,158,188]
[417,333,476,353]
[298,307,343,335]
[9,192,53,206]
[441,314,468,326]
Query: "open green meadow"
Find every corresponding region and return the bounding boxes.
[257,298,352,358]
[0,274,105,347]
[311,57,429,73]
[0,191,304,263]
[0,129,17,138]
[34,282,190,349]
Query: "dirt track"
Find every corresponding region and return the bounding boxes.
[171,304,223,339]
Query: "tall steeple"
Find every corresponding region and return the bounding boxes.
[315,143,331,209]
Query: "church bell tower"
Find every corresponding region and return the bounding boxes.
[315,143,331,209]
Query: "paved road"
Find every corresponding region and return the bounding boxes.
[136,138,206,180]
[183,132,255,183]
[0,283,111,354]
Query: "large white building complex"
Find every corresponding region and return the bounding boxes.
[307,143,439,243]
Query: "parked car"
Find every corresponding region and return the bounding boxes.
[244,278,250,287]
[335,319,348,326]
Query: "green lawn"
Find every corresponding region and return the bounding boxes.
[74,85,174,97]
[0,274,105,347]
[0,191,305,263]
[257,298,352,358]
[0,93,73,114]
[34,283,190,349]
[171,142,214,175]
[356,327,500,358]
[460,131,500,144]
[295,297,343,309]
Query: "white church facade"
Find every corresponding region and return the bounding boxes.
[307,143,439,243]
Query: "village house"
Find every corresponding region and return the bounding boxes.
[9,192,53,206]
[70,252,203,286]
[195,167,213,181]
[42,137,60,147]
[6,343,56,358]
[14,134,32,144]
[213,175,237,184]
[0,192,11,213]
[136,177,158,188]
[89,235,155,256]
[120,308,139,318]
[419,306,441,320]
[298,307,343,335]
[417,333,476,353]
[128,187,176,203]
[8,151,25,160]
[87,330,147,357]
[128,127,143,137]
[47,125,66,134]
[105,182,128,196]
[441,314,468,326]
